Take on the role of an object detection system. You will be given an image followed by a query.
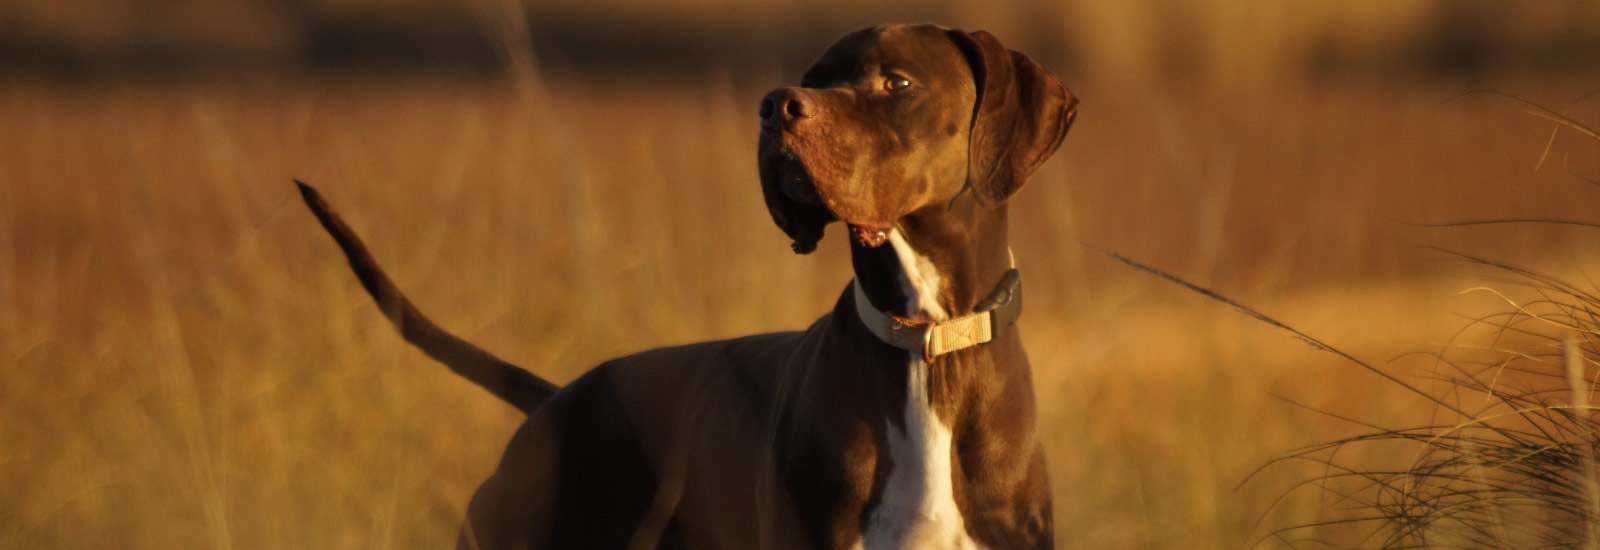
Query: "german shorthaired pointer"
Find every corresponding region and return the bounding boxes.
[299,22,1076,550]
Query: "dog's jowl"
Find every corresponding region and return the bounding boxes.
[301,23,1076,550]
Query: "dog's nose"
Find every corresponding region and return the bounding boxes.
[760,88,813,130]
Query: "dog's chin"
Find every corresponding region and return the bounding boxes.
[828,199,894,249]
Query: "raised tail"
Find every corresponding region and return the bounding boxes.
[295,180,557,414]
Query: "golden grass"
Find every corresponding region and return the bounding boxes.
[2,67,1598,548]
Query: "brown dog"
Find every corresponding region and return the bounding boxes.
[300,22,1075,550]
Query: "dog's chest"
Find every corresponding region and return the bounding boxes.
[851,229,984,549]
[856,355,984,550]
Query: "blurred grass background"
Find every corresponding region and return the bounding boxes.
[3,0,1600,547]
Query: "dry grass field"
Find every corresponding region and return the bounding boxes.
[5,2,1600,548]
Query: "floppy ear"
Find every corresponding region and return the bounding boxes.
[947,29,1078,203]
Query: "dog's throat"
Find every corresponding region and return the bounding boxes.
[849,228,1024,357]
[884,229,948,321]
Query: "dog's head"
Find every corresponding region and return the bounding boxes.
[757,24,1078,254]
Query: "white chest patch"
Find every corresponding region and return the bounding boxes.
[856,229,983,550]
[885,229,947,321]
[857,357,983,550]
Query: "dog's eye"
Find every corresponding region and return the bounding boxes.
[883,74,912,92]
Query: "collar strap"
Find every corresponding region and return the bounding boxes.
[853,269,1022,358]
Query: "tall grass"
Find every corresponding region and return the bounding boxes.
[2,32,1599,550]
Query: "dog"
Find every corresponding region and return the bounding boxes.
[299,22,1076,549]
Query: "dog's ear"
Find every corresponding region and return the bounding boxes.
[947,29,1078,203]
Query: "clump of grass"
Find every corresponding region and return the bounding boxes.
[1100,95,1600,548]
[1258,253,1600,549]
[1252,97,1600,549]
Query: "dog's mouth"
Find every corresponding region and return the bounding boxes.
[774,152,825,206]
[759,143,892,252]
[848,223,891,247]
[778,156,891,247]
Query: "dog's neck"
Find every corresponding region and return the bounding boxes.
[850,200,1013,322]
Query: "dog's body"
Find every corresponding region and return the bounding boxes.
[300,23,1075,549]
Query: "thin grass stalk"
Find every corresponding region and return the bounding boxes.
[1564,333,1600,549]
[134,223,234,550]
[486,0,544,101]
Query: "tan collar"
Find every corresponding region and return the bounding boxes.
[852,269,1022,358]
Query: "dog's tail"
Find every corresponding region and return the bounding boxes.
[295,180,558,415]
